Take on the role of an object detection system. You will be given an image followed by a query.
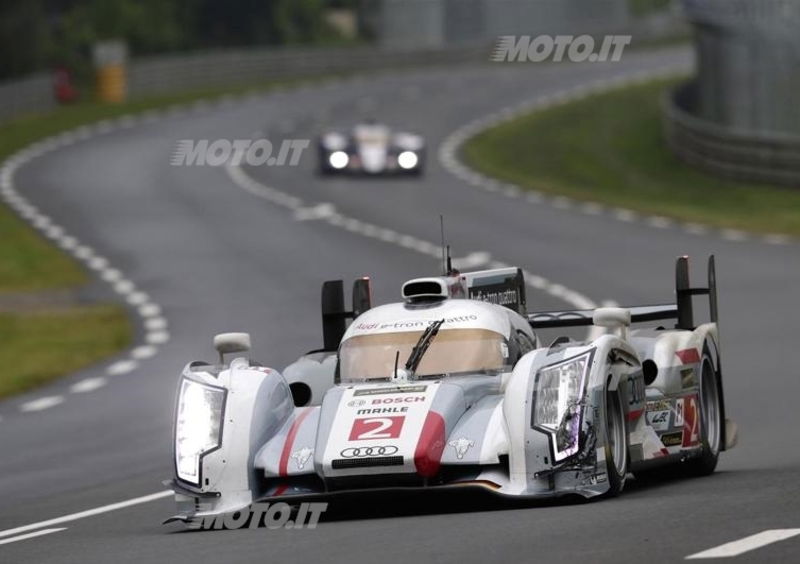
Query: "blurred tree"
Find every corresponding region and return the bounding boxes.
[0,0,50,80]
[326,0,358,8]
[628,0,673,16]
[191,0,329,46]
[271,0,329,44]
[53,0,189,54]
[0,0,348,80]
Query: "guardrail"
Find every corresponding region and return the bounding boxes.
[0,44,484,124]
[663,81,800,186]
[0,73,56,123]
[126,44,483,97]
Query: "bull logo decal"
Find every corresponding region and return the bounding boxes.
[291,447,313,470]
[448,437,475,460]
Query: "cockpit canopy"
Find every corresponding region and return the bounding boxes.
[339,327,508,383]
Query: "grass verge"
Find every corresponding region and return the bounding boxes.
[463,77,800,236]
[0,305,132,399]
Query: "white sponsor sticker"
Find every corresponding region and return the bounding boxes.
[675,398,685,427]
[349,316,482,336]
[646,410,671,432]
[322,383,440,477]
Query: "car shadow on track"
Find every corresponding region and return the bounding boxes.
[309,488,588,523]
[170,487,590,534]
[169,471,749,533]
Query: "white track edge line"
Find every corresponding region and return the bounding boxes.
[686,528,800,559]
[0,527,67,546]
[0,491,172,540]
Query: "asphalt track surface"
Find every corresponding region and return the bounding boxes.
[1,46,799,563]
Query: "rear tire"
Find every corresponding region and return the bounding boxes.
[685,353,722,476]
[604,387,628,496]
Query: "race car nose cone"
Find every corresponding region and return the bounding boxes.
[359,147,387,173]
[414,411,446,477]
[321,383,448,478]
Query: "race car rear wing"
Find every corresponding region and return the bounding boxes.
[463,267,527,316]
[320,278,372,351]
[527,256,718,331]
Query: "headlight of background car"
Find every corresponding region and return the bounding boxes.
[175,378,226,486]
[397,150,418,169]
[329,151,349,169]
[533,351,593,462]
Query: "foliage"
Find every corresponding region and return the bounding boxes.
[0,0,346,80]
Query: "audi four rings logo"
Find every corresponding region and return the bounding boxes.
[340,446,399,458]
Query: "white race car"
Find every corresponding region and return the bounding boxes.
[318,122,425,175]
[166,256,737,526]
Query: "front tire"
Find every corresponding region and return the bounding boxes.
[604,388,628,496]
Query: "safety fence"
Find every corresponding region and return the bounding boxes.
[0,73,55,123]
[663,82,800,187]
[126,44,484,97]
[0,44,488,123]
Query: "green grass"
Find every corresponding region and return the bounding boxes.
[0,305,132,398]
[463,78,800,236]
[0,213,88,292]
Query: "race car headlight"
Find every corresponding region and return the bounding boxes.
[533,351,593,462]
[397,151,419,170]
[329,151,349,169]
[175,378,226,486]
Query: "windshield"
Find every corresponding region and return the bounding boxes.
[354,126,389,145]
[339,328,508,383]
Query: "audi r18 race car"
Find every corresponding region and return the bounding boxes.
[166,256,738,525]
[317,122,425,175]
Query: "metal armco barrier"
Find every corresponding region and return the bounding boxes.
[0,44,484,123]
[663,82,800,187]
[666,0,800,185]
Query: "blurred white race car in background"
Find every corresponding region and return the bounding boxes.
[318,121,425,175]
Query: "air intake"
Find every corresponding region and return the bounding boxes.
[331,456,404,469]
[401,278,448,302]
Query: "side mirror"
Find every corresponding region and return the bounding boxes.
[593,307,631,328]
[593,308,631,339]
[214,332,251,363]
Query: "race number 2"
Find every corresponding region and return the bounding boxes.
[349,416,405,441]
[682,395,700,447]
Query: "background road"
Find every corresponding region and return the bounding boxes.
[1,46,798,562]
